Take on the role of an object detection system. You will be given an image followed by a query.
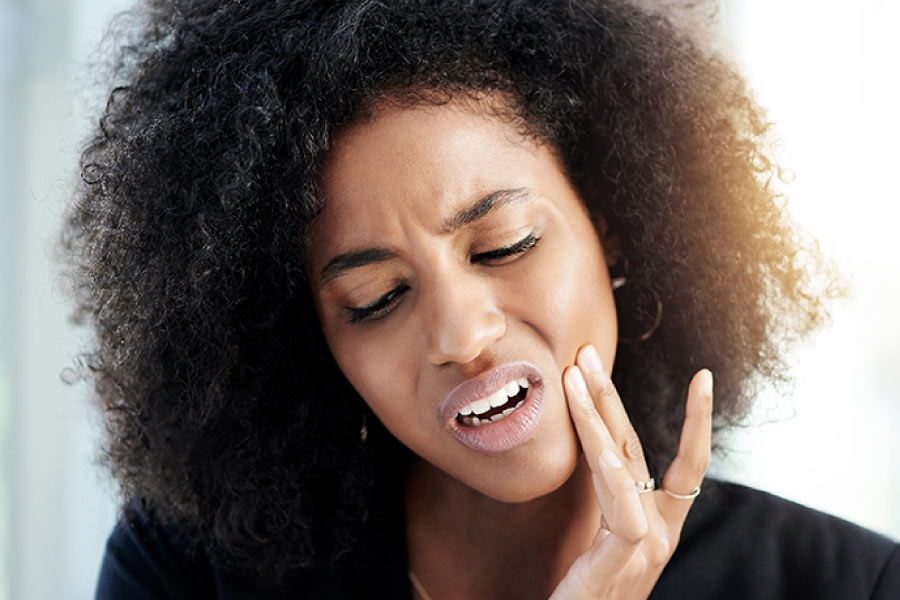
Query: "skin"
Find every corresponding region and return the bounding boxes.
[307,98,712,599]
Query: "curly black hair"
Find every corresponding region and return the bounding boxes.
[62,0,836,583]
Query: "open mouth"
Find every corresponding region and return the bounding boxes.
[441,362,544,454]
[456,378,529,427]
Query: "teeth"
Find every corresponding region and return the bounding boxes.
[461,404,522,427]
[456,377,532,421]
[487,388,508,408]
[471,397,492,414]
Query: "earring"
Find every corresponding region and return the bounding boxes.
[359,413,368,443]
[607,250,628,290]
[609,255,663,343]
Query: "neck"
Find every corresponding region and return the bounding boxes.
[404,455,602,600]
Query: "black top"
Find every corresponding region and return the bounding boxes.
[96,480,900,599]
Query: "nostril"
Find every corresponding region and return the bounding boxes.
[429,309,506,365]
[423,280,506,365]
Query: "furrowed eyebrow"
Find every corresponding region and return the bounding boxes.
[319,248,397,286]
[318,187,534,286]
[440,187,532,233]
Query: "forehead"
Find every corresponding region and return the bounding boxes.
[308,99,553,259]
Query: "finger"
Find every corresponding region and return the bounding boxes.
[575,346,659,522]
[565,366,636,514]
[581,449,648,577]
[564,365,619,480]
[576,345,651,481]
[658,369,713,525]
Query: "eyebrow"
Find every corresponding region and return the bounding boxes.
[318,187,533,285]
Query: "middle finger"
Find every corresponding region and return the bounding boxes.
[576,345,652,483]
[563,366,654,531]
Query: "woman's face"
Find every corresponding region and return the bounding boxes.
[307,98,618,502]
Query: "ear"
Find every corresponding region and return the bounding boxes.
[590,210,621,268]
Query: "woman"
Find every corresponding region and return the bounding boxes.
[64,0,898,598]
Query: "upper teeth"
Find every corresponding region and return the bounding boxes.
[458,378,529,417]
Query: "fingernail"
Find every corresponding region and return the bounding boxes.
[581,345,603,374]
[601,448,623,469]
[567,366,588,397]
[702,369,714,405]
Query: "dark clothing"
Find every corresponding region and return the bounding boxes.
[96,480,900,599]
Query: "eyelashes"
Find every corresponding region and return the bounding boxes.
[470,232,540,265]
[343,232,542,325]
[345,283,411,324]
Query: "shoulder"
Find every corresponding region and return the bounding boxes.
[95,499,312,599]
[95,498,411,599]
[653,479,900,600]
[96,498,216,599]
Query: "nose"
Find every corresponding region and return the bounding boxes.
[424,277,506,365]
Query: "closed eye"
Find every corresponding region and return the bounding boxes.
[471,232,541,265]
[342,233,539,324]
[344,283,410,324]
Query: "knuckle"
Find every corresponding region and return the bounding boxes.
[675,452,709,476]
[622,429,644,462]
[599,380,619,405]
[573,401,599,423]
[620,520,649,544]
[648,544,669,567]
[648,534,675,566]
[694,405,713,424]
[688,452,711,474]
[613,476,638,496]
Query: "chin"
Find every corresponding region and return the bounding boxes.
[469,436,582,504]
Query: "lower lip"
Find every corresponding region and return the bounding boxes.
[446,382,545,455]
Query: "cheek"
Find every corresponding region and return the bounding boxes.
[327,326,420,424]
[516,234,617,364]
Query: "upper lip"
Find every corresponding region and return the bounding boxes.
[439,361,543,424]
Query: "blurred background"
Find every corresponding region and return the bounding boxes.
[1,0,898,598]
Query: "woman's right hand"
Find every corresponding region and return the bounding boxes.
[549,345,713,600]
